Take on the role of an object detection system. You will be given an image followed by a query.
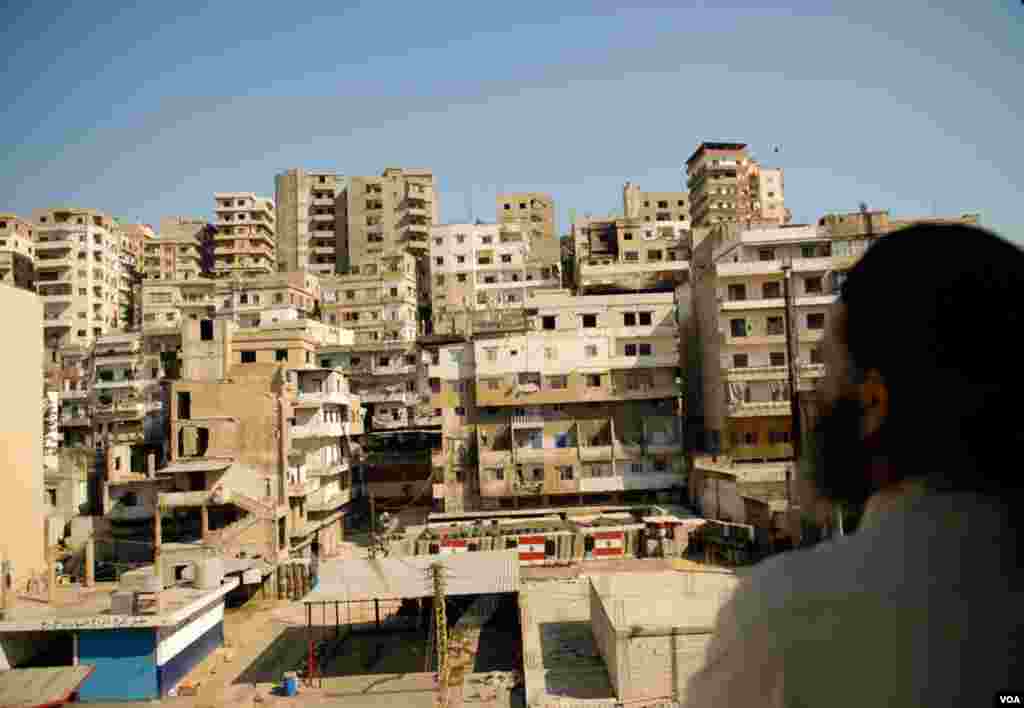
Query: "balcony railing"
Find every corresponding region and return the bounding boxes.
[93,401,146,418]
[291,422,347,438]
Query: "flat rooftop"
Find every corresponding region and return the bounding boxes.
[0,580,239,632]
[590,570,738,634]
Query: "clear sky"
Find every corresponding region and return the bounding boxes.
[2,0,1021,240]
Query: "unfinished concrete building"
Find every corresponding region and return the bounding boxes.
[274,169,345,275]
[0,213,36,291]
[496,192,558,264]
[343,168,438,266]
[429,221,561,335]
[143,217,212,282]
[211,193,276,278]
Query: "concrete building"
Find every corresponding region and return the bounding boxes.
[143,217,212,282]
[92,330,162,454]
[472,289,684,510]
[159,315,363,560]
[429,222,561,335]
[571,214,691,295]
[211,193,276,278]
[274,169,345,275]
[0,285,45,597]
[590,570,739,704]
[33,207,133,356]
[623,182,690,223]
[685,142,791,230]
[343,168,438,267]
[0,213,36,291]
[496,192,558,263]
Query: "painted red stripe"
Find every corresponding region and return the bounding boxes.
[443,539,468,547]
[519,552,545,561]
[593,547,624,557]
[593,531,624,540]
[518,535,546,545]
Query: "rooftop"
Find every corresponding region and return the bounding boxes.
[590,570,738,634]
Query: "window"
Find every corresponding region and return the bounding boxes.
[435,257,443,266]
[200,319,214,341]
[584,344,598,359]
[769,431,791,444]
[810,347,824,364]
[434,238,443,246]
[647,249,663,261]
[758,248,775,261]
[730,319,748,337]
[582,314,597,328]
[457,273,467,283]
[586,374,602,388]
[275,349,288,362]
[763,282,781,299]
[766,316,784,335]
[455,406,466,416]
[638,343,652,356]
[770,351,786,366]
[379,356,389,366]
[544,347,557,360]
[436,275,444,285]
[733,353,749,368]
[241,350,256,363]
[547,375,567,389]
[744,432,758,445]
[805,276,823,294]
[456,255,466,264]
[541,315,557,330]
[801,245,815,259]
[481,236,493,244]
[807,313,826,330]
[623,231,633,240]
[493,468,505,481]
[622,312,637,327]
[501,254,512,263]
[728,284,746,301]
[478,256,492,265]
[625,343,637,356]
[485,348,497,362]
[623,251,639,262]
[638,311,652,326]
[559,466,574,481]
[239,293,248,304]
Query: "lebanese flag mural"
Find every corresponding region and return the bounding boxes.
[592,531,625,557]
[517,535,546,562]
[440,538,469,554]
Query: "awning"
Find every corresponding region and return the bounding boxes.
[157,458,234,474]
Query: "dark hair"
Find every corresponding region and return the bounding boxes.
[840,223,1024,495]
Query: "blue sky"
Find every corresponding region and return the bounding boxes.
[2,0,1021,240]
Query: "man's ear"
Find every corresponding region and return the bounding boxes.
[857,370,889,438]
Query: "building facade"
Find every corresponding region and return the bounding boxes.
[571,215,691,295]
[685,142,791,230]
[429,222,561,335]
[143,218,212,282]
[274,169,345,276]
[343,168,438,267]
[212,193,276,278]
[0,213,36,291]
[497,193,558,264]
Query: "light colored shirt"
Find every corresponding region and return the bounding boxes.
[684,484,1022,707]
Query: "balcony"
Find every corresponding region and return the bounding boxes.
[93,401,146,419]
[60,388,90,400]
[307,486,352,512]
[60,416,92,428]
[36,258,74,271]
[513,447,546,464]
[93,377,147,391]
[721,297,785,312]
[725,365,788,382]
[39,293,73,305]
[510,414,548,428]
[43,316,73,328]
[357,389,418,405]
[371,415,409,430]
[579,444,613,462]
[294,390,352,408]
[307,460,350,477]
[479,449,512,467]
[727,399,792,418]
[291,421,346,439]
[287,477,318,497]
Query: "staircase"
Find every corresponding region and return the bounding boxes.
[205,512,261,546]
[232,491,277,519]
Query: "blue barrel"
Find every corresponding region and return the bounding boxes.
[283,671,298,696]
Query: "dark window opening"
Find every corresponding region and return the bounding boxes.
[241,351,256,363]
[275,349,288,362]
[177,392,191,419]
[200,319,214,341]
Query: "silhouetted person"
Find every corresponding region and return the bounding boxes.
[685,224,1023,707]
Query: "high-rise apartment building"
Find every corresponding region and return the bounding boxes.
[571,215,691,295]
[343,168,438,267]
[274,169,345,275]
[0,213,36,291]
[429,222,561,335]
[497,193,558,263]
[685,142,791,231]
[212,193,276,278]
[142,218,210,282]
[33,208,133,357]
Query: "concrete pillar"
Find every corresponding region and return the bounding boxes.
[85,539,95,587]
[47,545,56,604]
[147,453,156,479]
[200,505,209,539]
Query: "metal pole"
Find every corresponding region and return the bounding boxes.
[782,263,802,543]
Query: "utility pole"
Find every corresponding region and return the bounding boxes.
[781,259,802,544]
[368,492,377,559]
[432,562,449,708]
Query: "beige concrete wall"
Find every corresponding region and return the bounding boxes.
[0,285,45,584]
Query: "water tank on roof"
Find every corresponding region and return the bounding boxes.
[194,558,224,589]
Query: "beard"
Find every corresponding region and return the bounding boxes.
[801,395,880,507]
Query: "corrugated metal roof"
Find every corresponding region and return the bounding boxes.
[304,550,520,604]
[157,458,234,474]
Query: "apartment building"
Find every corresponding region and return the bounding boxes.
[0,213,36,290]
[212,193,276,278]
[34,208,132,358]
[472,289,684,510]
[623,182,690,223]
[274,169,345,275]
[424,340,479,511]
[155,316,363,560]
[143,217,212,281]
[690,223,836,463]
[92,330,164,452]
[571,215,691,295]
[685,142,791,230]
[343,168,438,267]
[320,253,421,431]
[497,193,558,264]
[429,222,561,335]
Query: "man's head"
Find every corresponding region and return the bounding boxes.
[805,223,1024,506]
